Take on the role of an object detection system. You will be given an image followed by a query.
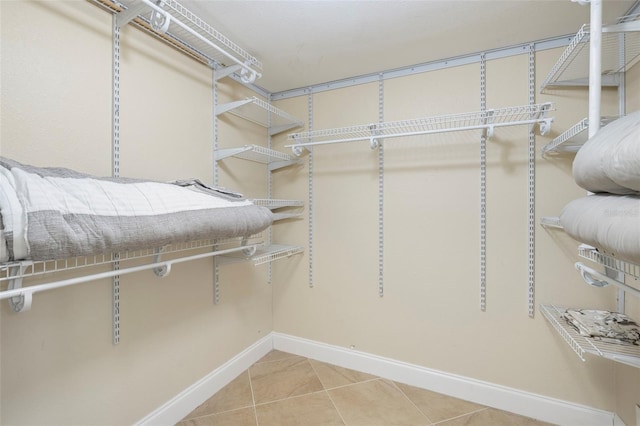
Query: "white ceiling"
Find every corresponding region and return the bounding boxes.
[181,0,637,94]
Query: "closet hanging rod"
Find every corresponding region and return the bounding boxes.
[116,0,262,83]
[0,244,259,313]
[285,103,553,153]
[575,262,640,298]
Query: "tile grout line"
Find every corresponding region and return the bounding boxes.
[247,367,260,426]
[432,407,489,425]
[308,357,349,426]
[388,380,435,425]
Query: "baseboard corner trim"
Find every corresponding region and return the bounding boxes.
[135,334,273,425]
[271,332,616,426]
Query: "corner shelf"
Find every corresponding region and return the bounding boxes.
[541,117,616,154]
[217,244,304,266]
[540,304,640,368]
[215,145,302,171]
[540,15,640,92]
[217,97,303,135]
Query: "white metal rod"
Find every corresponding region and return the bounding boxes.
[575,262,640,298]
[0,244,258,301]
[137,0,261,79]
[285,118,549,148]
[588,0,603,138]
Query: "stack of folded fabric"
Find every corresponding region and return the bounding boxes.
[562,308,640,346]
[559,111,640,265]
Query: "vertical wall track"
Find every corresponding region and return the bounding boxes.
[112,16,121,344]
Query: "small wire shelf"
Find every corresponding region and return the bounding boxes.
[542,117,616,154]
[540,217,563,229]
[217,97,304,135]
[540,304,640,368]
[217,244,304,266]
[215,145,302,170]
[578,246,640,281]
[541,14,640,92]
[252,199,305,209]
[286,103,553,149]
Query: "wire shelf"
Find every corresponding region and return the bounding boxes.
[252,199,305,209]
[540,217,563,229]
[541,14,640,92]
[0,234,263,285]
[541,117,616,154]
[114,0,261,78]
[217,97,303,135]
[578,245,640,280]
[217,244,304,266]
[215,145,302,170]
[540,304,640,368]
[287,103,553,147]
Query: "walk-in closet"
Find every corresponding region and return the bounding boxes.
[1,1,640,425]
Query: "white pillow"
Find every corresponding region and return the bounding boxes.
[573,111,640,194]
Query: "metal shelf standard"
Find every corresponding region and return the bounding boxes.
[540,15,640,92]
[112,0,262,82]
[540,304,640,368]
[286,103,554,154]
[215,145,302,171]
[216,97,304,136]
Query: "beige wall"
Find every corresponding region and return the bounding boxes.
[2,1,639,424]
[272,46,634,417]
[1,1,272,424]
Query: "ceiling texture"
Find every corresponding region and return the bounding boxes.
[180,0,638,94]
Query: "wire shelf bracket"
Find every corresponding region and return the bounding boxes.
[286,103,554,155]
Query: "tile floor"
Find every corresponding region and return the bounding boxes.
[178,350,553,426]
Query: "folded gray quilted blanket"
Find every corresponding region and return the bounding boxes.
[0,157,273,261]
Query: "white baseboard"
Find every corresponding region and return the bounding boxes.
[136,332,618,426]
[272,332,617,426]
[135,334,272,425]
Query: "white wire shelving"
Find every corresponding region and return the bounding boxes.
[540,304,640,368]
[215,144,302,171]
[541,117,617,154]
[252,199,305,221]
[539,216,563,229]
[540,14,640,92]
[217,97,304,136]
[578,245,640,282]
[106,0,262,82]
[0,234,263,313]
[217,244,304,266]
[285,103,554,154]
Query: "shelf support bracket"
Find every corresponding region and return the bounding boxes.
[214,64,242,82]
[7,262,34,313]
[115,0,148,28]
[576,262,640,298]
[152,248,171,277]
